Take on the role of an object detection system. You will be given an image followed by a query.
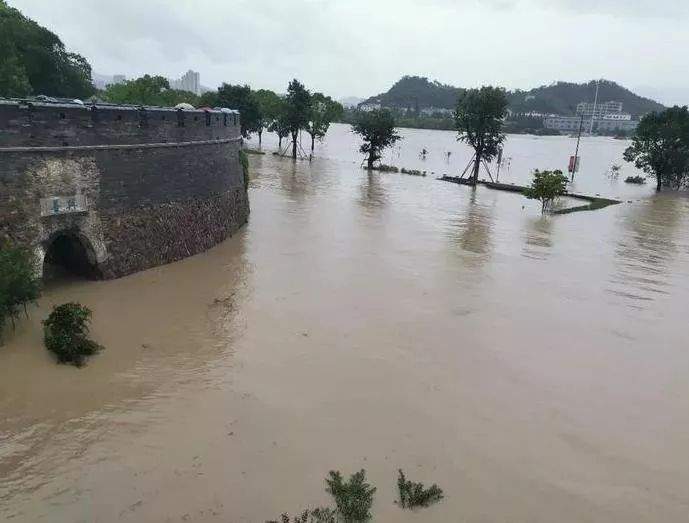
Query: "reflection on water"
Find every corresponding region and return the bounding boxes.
[358,170,389,212]
[2,127,689,522]
[610,194,689,307]
[447,190,496,269]
[522,216,554,260]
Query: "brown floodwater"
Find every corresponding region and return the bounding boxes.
[2,125,689,522]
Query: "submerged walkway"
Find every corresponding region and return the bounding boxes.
[438,175,622,214]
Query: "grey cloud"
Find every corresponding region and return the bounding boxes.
[8,0,689,104]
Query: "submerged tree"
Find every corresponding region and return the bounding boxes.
[351,109,401,169]
[454,86,508,185]
[285,79,312,159]
[43,302,103,367]
[523,169,569,213]
[325,470,376,522]
[253,88,283,147]
[623,106,689,191]
[305,93,344,151]
[0,243,41,342]
[268,98,292,151]
[396,469,444,509]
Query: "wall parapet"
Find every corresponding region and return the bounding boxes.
[0,137,241,153]
[0,99,241,148]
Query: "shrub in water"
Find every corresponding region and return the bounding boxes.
[43,302,103,366]
[396,469,444,509]
[266,507,337,523]
[625,175,646,184]
[523,169,569,213]
[325,469,376,522]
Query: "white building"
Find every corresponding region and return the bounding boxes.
[544,115,637,133]
[170,70,201,95]
[358,102,382,112]
[576,100,625,119]
[545,100,637,133]
[419,107,454,116]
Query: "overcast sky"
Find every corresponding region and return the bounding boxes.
[10,0,689,105]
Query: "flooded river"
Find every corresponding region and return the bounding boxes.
[2,124,689,522]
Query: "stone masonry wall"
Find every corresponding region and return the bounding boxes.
[0,101,248,279]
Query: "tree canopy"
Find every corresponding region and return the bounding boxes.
[102,75,198,107]
[0,0,94,99]
[351,109,401,169]
[523,169,569,213]
[305,93,344,151]
[199,83,261,138]
[253,88,283,145]
[285,79,312,159]
[454,86,508,185]
[623,106,689,191]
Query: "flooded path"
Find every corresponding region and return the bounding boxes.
[2,126,689,522]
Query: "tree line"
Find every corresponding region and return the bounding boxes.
[96,75,344,159]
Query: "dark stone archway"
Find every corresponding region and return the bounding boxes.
[43,232,100,280]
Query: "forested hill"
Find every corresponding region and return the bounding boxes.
[363,76,463,111]
[507,80,665,117]
[362,76,665,117]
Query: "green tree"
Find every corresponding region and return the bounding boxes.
[208,83,261,139]
[523,169,569,213]
[351,109,401,169]
[0,39,31,97]
[253,88,283,147]
[623,106,689,191]
[0,0,94,98]
[454,86,508,185]
[106,75,198,106]
[102,75,198,107]
[0,243,41,342]
[305,93,344,151]
[285,79,312,159]
[268,99,291,151]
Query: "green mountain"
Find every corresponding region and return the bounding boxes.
[507,80,665,118]
[362,76,665,118]
[363,76,463,112]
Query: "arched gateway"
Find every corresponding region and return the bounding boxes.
[42,231,99,279]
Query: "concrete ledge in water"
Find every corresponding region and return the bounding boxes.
[438,175,622,214]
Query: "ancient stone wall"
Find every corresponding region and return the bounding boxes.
[0,100,249,279]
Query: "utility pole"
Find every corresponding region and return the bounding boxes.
[589,79,600,135]
[571,114,584,181]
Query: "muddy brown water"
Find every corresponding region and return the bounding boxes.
[2,125,689,522]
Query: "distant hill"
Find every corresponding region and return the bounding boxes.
[362,76,665,118]
[507,80,665,118]
[363,76,462,111]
